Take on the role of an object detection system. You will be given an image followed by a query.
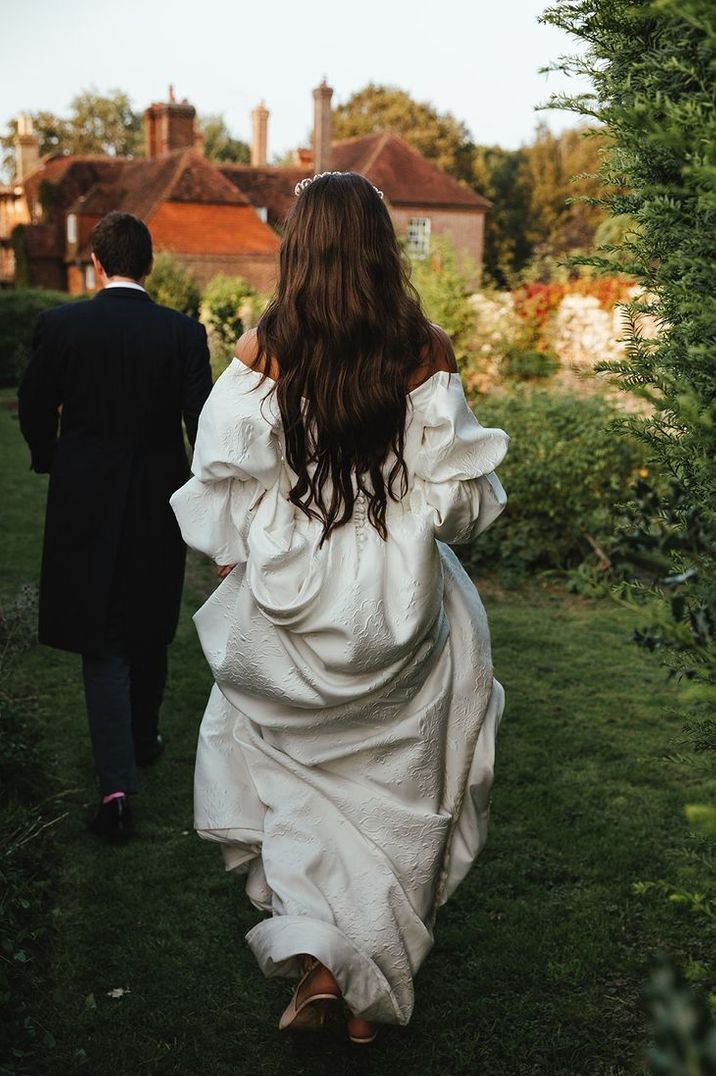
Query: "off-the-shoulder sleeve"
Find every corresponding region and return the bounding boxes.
[411,374,509,544]
[170,362,282,565]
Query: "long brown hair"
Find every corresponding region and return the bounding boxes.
[255,171,434,541]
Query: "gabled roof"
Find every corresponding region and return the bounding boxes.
[222,132,490,228]
[24,156,126,214]
[68,149,249,221]
[330,133,491,210]
[162,150,250,207]
[220,165,307,228]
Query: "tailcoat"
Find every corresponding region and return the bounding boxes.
[18,287,213,653]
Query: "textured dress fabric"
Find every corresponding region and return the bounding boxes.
[170,359,509,1026]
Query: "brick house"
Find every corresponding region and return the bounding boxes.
[225,80,490,274]
[0,93,279,293]
[0,82,489,293]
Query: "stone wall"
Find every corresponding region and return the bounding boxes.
[466,284,657,409]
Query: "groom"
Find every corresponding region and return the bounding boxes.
[18,211,213,840]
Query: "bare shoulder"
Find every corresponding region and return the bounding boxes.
[234,327,259,368]
[234,327,280,380]
[408,324,458,390]
[428,324,459,373]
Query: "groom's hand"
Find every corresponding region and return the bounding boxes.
[216,564,236,579]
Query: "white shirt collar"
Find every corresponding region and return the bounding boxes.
[103,280,146,293]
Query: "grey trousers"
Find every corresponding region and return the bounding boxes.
[82,647,167,795]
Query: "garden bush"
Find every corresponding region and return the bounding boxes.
[467,388,646,573]
[543,0,716,709]
[199,274,267,379]
[502,347,560,382]
[409,238,477,367]
[200,274,253,345]
[0,288,76,388]
[145,252,200,319]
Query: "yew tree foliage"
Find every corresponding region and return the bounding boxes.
[542,0,716,709]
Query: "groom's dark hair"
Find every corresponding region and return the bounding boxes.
[91,211,153,280]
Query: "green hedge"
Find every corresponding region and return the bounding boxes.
[468,388,647,573]
[145,252,200,319]
[0,288,77,388]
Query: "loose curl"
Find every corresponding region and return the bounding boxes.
[254,171,435,542]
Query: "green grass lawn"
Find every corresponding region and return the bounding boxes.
[1,401,714,1076]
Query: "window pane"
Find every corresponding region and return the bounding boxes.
[406,217,431,259]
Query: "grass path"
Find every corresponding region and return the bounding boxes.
[2,403,713,1076]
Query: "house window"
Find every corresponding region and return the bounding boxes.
[256,206,268,223]
[406,217,431,259]
[84,263,95,290]
[66,213,77,244]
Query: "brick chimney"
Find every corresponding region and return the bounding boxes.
[312,78,333,173]
[15,113,40,182]
[144,86,197,159]
[251,101,269,167]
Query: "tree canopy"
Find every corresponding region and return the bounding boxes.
[332,83,474,181]
[199,115,250,164]
[65,88,142,157]
[1,89,143,179]
[1,91,255,181]
[332,83,608,285]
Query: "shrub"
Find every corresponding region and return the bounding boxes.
[200,275,253,349]
[467,388,646,573]
[0,288,77,388]
[145,252,200,318]
[502,347,560,382]
[409,237,477,366]
[542,0,716,715]
[642,955,716,1075]
[199,274,262,379]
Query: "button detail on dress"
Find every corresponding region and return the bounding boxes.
[355,492,368,547]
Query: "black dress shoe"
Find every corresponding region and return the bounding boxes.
[134,733,165,766]
[89,795,134,841]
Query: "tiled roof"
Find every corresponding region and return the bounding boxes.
[149,203,279,254]
[68,150,249,222]
[164,151,249,206]
[221,166,308,228]
[24,156,126,215]
[222,133,490,226]
[18,149,277,260]
[331,133,491,209]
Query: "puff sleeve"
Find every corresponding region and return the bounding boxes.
[411,375,509,544]
[170,362,282,565]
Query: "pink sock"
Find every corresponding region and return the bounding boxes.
[102,791,125,804]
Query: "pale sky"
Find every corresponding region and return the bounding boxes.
[1,0,589,155]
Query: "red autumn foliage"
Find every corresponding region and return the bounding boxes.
[513,276,634,329]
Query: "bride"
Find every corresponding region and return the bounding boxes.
[170,171,509,1044]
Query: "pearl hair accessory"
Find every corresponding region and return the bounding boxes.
[294,171,384,199]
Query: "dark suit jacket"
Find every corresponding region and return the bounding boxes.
[18,286,213,654]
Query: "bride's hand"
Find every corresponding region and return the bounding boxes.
[216,563,236,579]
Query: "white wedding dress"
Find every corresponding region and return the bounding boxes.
[170,359,509,1026]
